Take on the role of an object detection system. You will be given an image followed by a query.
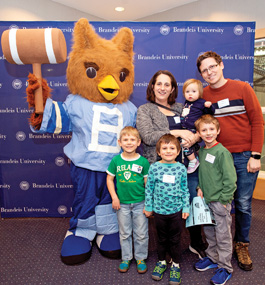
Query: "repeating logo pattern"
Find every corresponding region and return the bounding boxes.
[160,25,170,36]
[234,25,244,36]
[58,205,67,215]
[16,131,26,141]
[20,181,30,191]
[12,79,23,90]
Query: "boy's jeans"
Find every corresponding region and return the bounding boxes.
[116,201,149,260]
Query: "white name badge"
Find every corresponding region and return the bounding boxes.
[131,164,143,173]
[163,174,175,184]
[217,98,230,109]
[205,153,216,164]
[174,116,181,124]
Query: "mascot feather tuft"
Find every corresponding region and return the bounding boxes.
[27,18,137,265]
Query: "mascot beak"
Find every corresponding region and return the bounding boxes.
[98,75,120,101]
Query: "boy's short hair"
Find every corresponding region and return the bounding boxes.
[156,134,181,153]
[183,79,204,99]
[195,114,220,132]
[196,51,223,73]
[119,126,140,140]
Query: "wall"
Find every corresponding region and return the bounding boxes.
[138,0,265,30]
[1,0,265,30]
[0,0,103,21]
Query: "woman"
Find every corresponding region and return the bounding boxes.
[136,70,207,259]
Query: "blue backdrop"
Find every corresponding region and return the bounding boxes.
[0,21,255,218]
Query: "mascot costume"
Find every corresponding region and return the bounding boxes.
[3,18,137,265]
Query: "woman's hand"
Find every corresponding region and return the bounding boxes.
[170,129,199,147]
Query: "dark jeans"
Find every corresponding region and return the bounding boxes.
[232,151,259,243]
[154,210,183,263]
[187,169,204,246]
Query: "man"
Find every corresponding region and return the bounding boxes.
[196,51,264,271]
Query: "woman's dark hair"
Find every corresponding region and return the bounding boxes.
[146,70,178,105]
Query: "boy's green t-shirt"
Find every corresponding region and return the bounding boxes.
[107,153,150,204]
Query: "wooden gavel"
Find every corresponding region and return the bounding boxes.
[1,28,67,114]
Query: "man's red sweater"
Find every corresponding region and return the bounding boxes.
[203,79,264,153]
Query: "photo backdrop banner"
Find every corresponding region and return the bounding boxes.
[0,20,255,218]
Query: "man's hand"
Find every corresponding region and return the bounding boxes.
[247,157,261,173]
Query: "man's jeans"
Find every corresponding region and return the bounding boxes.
[188,169,199,203]
[116,201,148,260]
[232,151,259,243]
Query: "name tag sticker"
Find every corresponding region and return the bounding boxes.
[217,98,230,108]
[205,153,216,164]
[163,174,175,184]
[174,116,181,124]
[131,164,142,173]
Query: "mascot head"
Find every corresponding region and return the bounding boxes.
[67,18,134,104]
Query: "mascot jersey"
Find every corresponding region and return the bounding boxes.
[32,94,137,241]
[37,95,137,171]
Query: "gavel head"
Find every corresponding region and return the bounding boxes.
[1,28,67,65]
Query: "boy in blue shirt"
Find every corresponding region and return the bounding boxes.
[144,134,190,285]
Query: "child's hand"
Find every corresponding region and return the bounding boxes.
[204,101,212,108]
[182,212,189,219]
[112,198,120,210]
[197,187,203,199]
[144,210,153,217]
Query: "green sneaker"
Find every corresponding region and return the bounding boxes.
[169,265,181,285]
[118,260,131,273]
[152,261,167,281]
[136,260,147,274]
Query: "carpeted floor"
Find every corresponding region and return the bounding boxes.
[1,198,264,285]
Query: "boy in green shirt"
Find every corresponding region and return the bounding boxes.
[107,126,150,274]
[194,114,237,285]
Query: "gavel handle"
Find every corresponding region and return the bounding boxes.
[32,63,44,114]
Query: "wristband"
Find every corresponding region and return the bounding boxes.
[250,154,261,160]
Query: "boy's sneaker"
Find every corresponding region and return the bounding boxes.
[210,268,232,285]
[152,261,167,281]
[169,265,181,285]
[234,242,253,271]
[187,159,200,174]
[195,257,218,271]
[118,260,131,273]
[136,260,147,274]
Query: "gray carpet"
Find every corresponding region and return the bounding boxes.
[1,198,264,285]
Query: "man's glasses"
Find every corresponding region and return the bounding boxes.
[201,64,219,75]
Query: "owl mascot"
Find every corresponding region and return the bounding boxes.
[27,18,137,265]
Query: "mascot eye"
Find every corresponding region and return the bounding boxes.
[120,68,129,82]
[86,67,97,79]
[84,62,99,79]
